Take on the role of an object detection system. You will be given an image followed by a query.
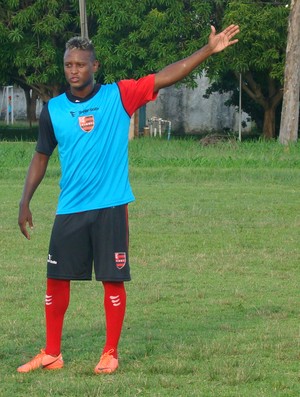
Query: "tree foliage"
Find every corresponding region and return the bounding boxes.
[88,0,213,84]
[0,0,80,100]
[205,0,290,138]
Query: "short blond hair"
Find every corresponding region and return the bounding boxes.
[65,37,96,60]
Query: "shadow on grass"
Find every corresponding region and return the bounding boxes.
[0,126,38,142]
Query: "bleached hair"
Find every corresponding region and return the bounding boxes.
[65,37,96,60]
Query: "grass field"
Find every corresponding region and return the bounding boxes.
[0,138,299,396]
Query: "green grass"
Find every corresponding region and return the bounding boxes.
[0,138,300,396]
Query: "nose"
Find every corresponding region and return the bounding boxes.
[70,66,79,75]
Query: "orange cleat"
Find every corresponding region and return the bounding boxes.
[94,349,118,374]
[17,349,64,373]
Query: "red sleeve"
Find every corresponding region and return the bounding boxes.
[117,74,158,117]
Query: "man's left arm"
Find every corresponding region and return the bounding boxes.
[154,24,239,93]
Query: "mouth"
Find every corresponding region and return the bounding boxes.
[70,77,80,83]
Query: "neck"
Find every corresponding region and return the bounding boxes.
[71,82,95,99]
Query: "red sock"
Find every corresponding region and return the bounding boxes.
[45,278,70,356]
[102,281,126,358]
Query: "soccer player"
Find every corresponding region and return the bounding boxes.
[17,24,239,374]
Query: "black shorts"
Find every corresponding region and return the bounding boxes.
[47,205,131,281]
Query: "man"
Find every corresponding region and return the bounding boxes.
[17,24,239,374]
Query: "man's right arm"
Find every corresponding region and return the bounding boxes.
[18,152,50,240]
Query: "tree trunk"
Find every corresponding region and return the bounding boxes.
[29,91,38,122]
[279,0,300,144]
[263,105,276,139]
[240,72,282,139]
[24,88,38,126]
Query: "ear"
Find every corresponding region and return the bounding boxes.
[93,60,100,72]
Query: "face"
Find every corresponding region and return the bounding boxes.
[64,48,99,98]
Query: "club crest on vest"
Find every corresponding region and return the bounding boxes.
[79,115,95,133]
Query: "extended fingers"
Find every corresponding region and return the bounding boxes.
[224,24,240,39]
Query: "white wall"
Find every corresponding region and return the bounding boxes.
[0,86,43,121]
[147,74,250,134]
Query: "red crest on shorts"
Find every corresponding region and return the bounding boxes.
[79,115,94,133]
[115,252,126,270]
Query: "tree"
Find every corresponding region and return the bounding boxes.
[205,0,290,139]
[0,0,291,138]
[0,0,80,103]
[279,0,300,144]
[87,0,217,135]
[203,70,275,134]
[89,0,290,139]
[88,0,213,84]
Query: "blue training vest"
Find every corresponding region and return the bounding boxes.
[48,83,135,214]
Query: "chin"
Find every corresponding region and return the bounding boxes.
[69,82,82,89]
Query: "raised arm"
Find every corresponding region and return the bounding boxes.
[18,152,50,239]
[154,24,239,92]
